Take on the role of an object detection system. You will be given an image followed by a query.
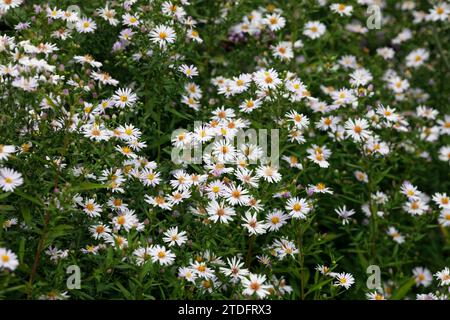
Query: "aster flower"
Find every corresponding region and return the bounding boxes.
[242,273,271,298]
[303,21,326,39]
[149,25,176,48]
[113,88,138,108]
[0,167,23,192]
[0,247,19,271]
[333,272,355,289]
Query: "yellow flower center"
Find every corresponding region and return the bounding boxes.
[117,216,126,225]
[271,216,280,224]
[264,75,273,84]
[197,265,206,272]
[316,183,325,190]
[155,196,165,205]
[122,146,131,154]
[250,282,260,291]
[231,190,241,198]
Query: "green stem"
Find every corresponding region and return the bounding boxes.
[366,161,378,265]
[245,235,255,268]
[432,26,450,70]
[27,208,50,299]
[297,223,305,300]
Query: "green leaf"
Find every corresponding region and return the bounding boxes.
[373,167,391,185]
[166,107,193,120]
[14,190,44,207]
[106,247,114,266]
[45,224,74,245]
[0,205,15,212]
[391,277,415,300]
[337,194,364,204]
[0,285,26,295]
[115,282,133,300]
[305,278,334,297]
[69,182,109,193]
[18,237,26,264]
[22,205,32,225]
[0,192,11,201]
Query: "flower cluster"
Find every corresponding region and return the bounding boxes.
[0,0,449,300]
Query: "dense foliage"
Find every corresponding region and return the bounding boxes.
[0,0,449,300]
